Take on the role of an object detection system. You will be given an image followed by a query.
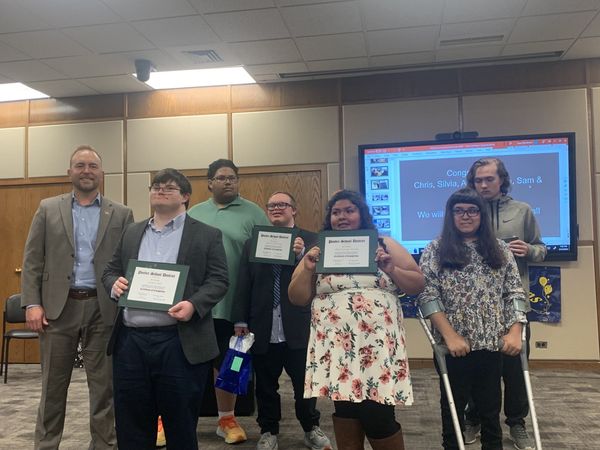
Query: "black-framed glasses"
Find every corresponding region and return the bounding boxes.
[149,185,181,193]
[452,207,480,218]
[266,202,293,211]
[211,176,238,183]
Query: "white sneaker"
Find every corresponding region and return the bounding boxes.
[257,432,278,450]
[303,426,332,450]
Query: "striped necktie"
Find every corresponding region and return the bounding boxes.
[273,264,282,309]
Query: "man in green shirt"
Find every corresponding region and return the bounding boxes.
[188,158,269,444]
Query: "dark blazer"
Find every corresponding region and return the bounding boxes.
[233,227,317,355]
[21,193,133,325]
[102,215,228,365]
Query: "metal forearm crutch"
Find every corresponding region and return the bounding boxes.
[417,311,465,450]
[520,326,542,449]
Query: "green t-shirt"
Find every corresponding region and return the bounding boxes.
[188,196,269,321]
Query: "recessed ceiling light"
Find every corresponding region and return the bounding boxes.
[0,83,49,102]
[138,66,256,89]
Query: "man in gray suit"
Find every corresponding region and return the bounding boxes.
[22,145,133,450]
[102,168,228,450]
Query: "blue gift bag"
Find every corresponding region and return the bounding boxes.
[215,336,253,395]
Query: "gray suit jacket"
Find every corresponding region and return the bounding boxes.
[21,193,134,326]
[102,215,228,364]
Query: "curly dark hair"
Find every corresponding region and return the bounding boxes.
[322,190,375,231]
[438,188,505,270]
[466,157,511,195]
[207,159,238,179]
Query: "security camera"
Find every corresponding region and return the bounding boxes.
[134,59,154,82]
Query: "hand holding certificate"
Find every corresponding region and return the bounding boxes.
[118,259,189,311]
[316,229,378,273]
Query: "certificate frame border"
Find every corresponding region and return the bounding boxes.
[249,225,299,266]
[118,259,190,311]
[316,229,379,274]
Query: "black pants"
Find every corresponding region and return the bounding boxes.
[436,350,503,450]
[254,343,320,435]
[333,400,400,439]
[466,324,531,427]
[113,326,210,450]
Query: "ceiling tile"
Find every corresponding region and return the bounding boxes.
[43,54,132,78]
[367,26,439,56]
[62,23,155,54]
[189,0,275,13]
[281,1,362,37]
[436,45,503,62]
[0,60,66,82]
[502,39,573,56]
[443,0,526,23]
[508,11,596,43]
[296,33,366,60]
[0,30,90,59]
[246,62,308,75]
[204,9,290,41]
[0,1,49,33]
[229,39,301,64]
[100,0,198,21]
[133,16,220,47]
[26,79,99,97]
[306,57,368,71]
[361,0,444,30]
[440,19,514,43]
[164,44,242,67]
[522,0,600,16]
[0,42,30,63]
[79,75,151,94]
[18,0,121,27]
[116,49,185,72]
[582,12,600,36]
[564,36,600,59]
[276,0,347,5]
[0,74,14,83]
[370,51,435,67]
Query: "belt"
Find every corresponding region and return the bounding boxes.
[68,288,97,300]
[126,325,178,333]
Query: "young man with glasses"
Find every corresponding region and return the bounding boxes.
[103,168,228,450]
[232,192,332,450]
[188,159,269,444]
[464,158,546,450]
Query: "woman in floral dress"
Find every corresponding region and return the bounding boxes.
[289,190,424,450]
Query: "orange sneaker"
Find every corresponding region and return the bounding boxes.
[156,416,166,448]
[216,415,247,444]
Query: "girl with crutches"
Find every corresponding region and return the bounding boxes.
[417,188,528,450]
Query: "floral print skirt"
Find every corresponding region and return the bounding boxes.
[304,273,413,406]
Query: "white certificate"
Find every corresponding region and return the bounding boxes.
[256,230,293,261]
[322,235,370,268]
[127,267,181,305]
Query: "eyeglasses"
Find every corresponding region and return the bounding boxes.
[266,202,293,211]
[211,176,238,183]
[149,185,181,194]
[452,207,480,217]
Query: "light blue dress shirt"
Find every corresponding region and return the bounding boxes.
[71,193,101,288]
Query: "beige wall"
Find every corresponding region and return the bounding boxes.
[3,71,600,362]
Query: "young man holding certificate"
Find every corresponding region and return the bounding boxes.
[102,168,228,450]
[233,192,332,450]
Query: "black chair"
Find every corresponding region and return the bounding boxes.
[1,294,38,383]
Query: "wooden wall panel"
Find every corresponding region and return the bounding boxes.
[0,101,28,128]
[231,84,282,110]
[29,95,124,124]
[341,69,460,103]
[461,60,587,93]
[188,167,324,232]
[127,87,230,118]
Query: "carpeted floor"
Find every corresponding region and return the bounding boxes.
[0,364,598,449]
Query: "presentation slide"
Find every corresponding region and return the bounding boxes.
[360,136,573,258]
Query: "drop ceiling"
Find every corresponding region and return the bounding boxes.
[1,0,600,97]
